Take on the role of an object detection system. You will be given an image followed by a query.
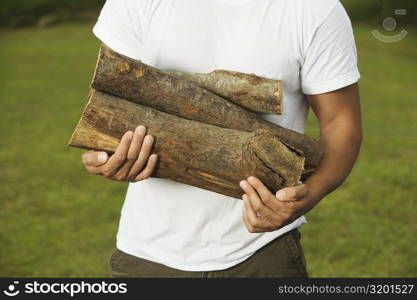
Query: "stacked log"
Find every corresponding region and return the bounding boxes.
[69,45,322,198]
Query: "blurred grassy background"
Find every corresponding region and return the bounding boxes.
[0,0,105,28]
[0,1,416,277]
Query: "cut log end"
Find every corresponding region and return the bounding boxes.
[248,129,304,189]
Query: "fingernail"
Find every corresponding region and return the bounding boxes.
[145,135,153,145]
[136,126,146,136]
[276,190,286,200]
[151,154,158,160]
[98,152,107,163]
[239,181,248,189]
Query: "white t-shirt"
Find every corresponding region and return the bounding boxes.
[93,0,360,271]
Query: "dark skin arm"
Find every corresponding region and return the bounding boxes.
[239,83,362,233]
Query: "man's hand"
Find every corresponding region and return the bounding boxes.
[239,83,362,233]
[239,176,319,233]
[81,125,158,182]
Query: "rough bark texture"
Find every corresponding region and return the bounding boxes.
[92,45,322,173]
[69,90,305,199]
[165,69,282,114]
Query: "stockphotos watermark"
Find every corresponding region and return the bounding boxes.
[371,9,408,43]
[3,280,127,297]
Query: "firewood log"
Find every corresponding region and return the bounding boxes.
[92,45,322,174]
[69,89,305,198]
[165,69,282,114]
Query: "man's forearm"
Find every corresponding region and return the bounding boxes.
[304,118,363,203]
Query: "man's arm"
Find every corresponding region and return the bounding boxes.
[239,83,362,233]
[303,83,362,202]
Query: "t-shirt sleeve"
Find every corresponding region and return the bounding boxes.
[93,0,143,60]
[301,1,360,95]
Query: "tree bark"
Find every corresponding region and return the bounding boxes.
[69,90,305,199]
[165,69,282,114]
[92,45,322,174]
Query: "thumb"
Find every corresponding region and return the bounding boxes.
[276,184,307,201]
[82,151,108,167]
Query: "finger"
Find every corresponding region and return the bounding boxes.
[242,203,252,231]
[242,195,260,233]
[82,151,108,167]
[247,176,279,210]
[128,134,154,179]
[242,199,258,233]
[102,131,133,177]
[276,184,308,202]
[115,126,146,179]
[239,180,274,219]
[134,154,158,182]
[128,126,146,161]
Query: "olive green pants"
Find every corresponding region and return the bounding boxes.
[110,228,308,278]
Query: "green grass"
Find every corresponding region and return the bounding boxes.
[0,23,416,277]
[0,24,126,277]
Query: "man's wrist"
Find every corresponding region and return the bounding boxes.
[304,174,331,204]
